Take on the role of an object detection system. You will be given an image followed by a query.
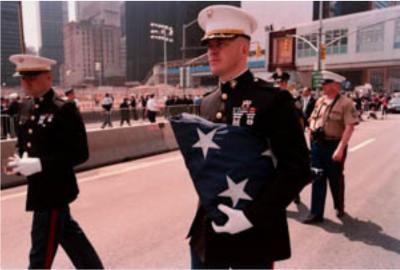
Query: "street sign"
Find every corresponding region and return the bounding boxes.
[312,71,323,89]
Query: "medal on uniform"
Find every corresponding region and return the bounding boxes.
[241,100,252,113]
[246,107,256,126]
[38,115,46,125]
[232,107,242,126]
[47,114,53,123]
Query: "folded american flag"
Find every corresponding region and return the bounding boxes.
[170,113,277,225]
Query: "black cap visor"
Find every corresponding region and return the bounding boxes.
[201,33,250,45]
[13,71,46,78]
[322,79,336,85]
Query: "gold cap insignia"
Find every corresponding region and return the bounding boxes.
[206,9,213,18]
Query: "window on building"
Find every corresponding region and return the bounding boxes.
[369,69,385,91]
[356,22,384,53]
[325,29,348,55]
[296,33,318,58]
[394,19,400,49]
[389,68,400,91]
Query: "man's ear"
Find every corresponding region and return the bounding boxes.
[47,72,53,82]
[239,39,250,56]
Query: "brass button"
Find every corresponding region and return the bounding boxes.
[221,93,228,101]
[30,115,35,121]
[254,78,259,82]
[28,129,33,134]
[216,112,223,119]
[230,80,237,88]
[19,121,22,125]
[34,104,39,109]
[39,97,44,102]
[27,142,32,148]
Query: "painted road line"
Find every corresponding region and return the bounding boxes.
[349,138,376,153]
[1,155,182,202]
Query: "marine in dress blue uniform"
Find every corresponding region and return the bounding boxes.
[188,5,311,268]
[6,54,104,269]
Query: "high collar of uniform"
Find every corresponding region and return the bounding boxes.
[33,88,54,104]
[220,70,253,92]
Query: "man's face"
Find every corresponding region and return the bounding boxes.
[206,37,244,77]
[303,88,310,97]
[322,81,340,96]
[20,72,52,97]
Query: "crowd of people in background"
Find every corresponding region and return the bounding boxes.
[289,87,393,125]
[97,93,203,128]
[0,86,397,137]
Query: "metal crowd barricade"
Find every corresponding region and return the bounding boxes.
[0,106,202,140]
[1,114,17,140]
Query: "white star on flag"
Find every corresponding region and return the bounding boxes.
[192,128,221,159]
[262,148,277,168]
[218,176,252,207]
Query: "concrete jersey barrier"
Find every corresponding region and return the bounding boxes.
[0,122,178,189]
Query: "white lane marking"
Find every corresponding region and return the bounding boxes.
[349,138,376,153]
[1,155,182,202]
[0,192,26,201]
[79,156,181,184]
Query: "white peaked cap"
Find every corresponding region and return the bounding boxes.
[198,5,257,42]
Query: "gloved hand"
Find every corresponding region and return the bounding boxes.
[7,152,42,176]
[212,204,253,234]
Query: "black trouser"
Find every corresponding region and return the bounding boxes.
[131,108,138,120]
[310,139,346,217]
[101,111,112,128]
[29,206,103,269]
[190,245,274,269]
[147,110,156,123]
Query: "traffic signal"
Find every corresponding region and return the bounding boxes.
[320,43,326,60]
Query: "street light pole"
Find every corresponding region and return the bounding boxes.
[181,19,197,92]
[150,22,174,85]
[164,38,167,85]
[17,2,26,54]
[318,0,323,73]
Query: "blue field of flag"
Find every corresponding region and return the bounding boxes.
[170,113,277,225]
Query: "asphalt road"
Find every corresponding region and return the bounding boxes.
[2,114,400,269]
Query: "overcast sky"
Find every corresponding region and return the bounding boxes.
[22,1,312,52]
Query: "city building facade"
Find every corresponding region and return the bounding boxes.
[76,1,121,27]
[293,6,400,91]
[313,1,399,20]
[63,21,124,87]
[39,1,68,85]
[1,1,23,87]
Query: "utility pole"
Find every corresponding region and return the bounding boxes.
[317,0,324,95]
[317,0,323,73]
